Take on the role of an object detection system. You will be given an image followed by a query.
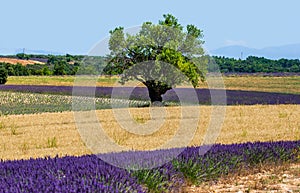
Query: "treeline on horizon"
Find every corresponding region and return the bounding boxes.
[0,54,103,76]
[212,56,300,73]
[0,53,299,76]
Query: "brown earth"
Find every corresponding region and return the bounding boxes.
[183,162,300,192]
[0,58,44,65]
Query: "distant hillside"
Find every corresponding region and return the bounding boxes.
[211,43,300,59]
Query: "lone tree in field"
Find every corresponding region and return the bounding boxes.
[105,14,207,104]
[0,66,8,84]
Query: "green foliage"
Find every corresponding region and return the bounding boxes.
[0,54,108,76]
[16,53,30,60]
[132,169,170,193]
[12,64,29,76]
[106,14,207,102]
[0,66,8,84]
[53,61,67,75]
[42,66,52,75]
[1,52,299,79]
[26,64,49,75]
[159,14,183,29]
[213,56,300,73]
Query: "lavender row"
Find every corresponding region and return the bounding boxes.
[174,140,300,184]
[127,140,300,190]
[0,155,145,193]
[1,85,300,105]
[0,140,299,192]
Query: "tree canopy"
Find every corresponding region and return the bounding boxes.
[0,66,8,84]
[212,56,300,73]
[105,14,207,103]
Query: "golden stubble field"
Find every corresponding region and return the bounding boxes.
[0,58,45,65]
[0,104,299,161]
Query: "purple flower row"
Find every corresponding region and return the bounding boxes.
[0,140,299,192]
[1,84,300,105]
[0,156,144,193]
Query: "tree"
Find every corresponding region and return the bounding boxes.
[16,53,30,60]
[53,61,67,75]
[106,14,207,104]
[0,67,8,84]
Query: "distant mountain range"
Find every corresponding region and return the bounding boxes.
[1,43,300,60]
[0,48,64,56]
[210,43,300,60]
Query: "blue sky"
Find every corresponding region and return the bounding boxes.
[1,0,300,55]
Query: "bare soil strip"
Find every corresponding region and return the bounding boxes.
[183,162,300,192]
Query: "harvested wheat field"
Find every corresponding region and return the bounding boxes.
[0,104,299,161]
[0,58,44,65]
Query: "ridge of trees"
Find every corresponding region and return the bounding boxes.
[212,56,300,73]
[0,54,105,76]
[0,54,299,77]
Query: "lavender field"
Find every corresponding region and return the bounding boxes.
[2,1,300,191]
[2,85,300,105]
[0,85,300,115]
[0,83,299,192]
[0,141,299,192]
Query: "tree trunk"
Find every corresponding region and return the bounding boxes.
[147,86,163,103]
[144,81,171,105]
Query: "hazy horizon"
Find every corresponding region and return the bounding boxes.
[1,0,300,55]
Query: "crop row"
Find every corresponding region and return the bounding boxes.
[1,85,300,105]
[0,140,299,192]
[0,91,150,115]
